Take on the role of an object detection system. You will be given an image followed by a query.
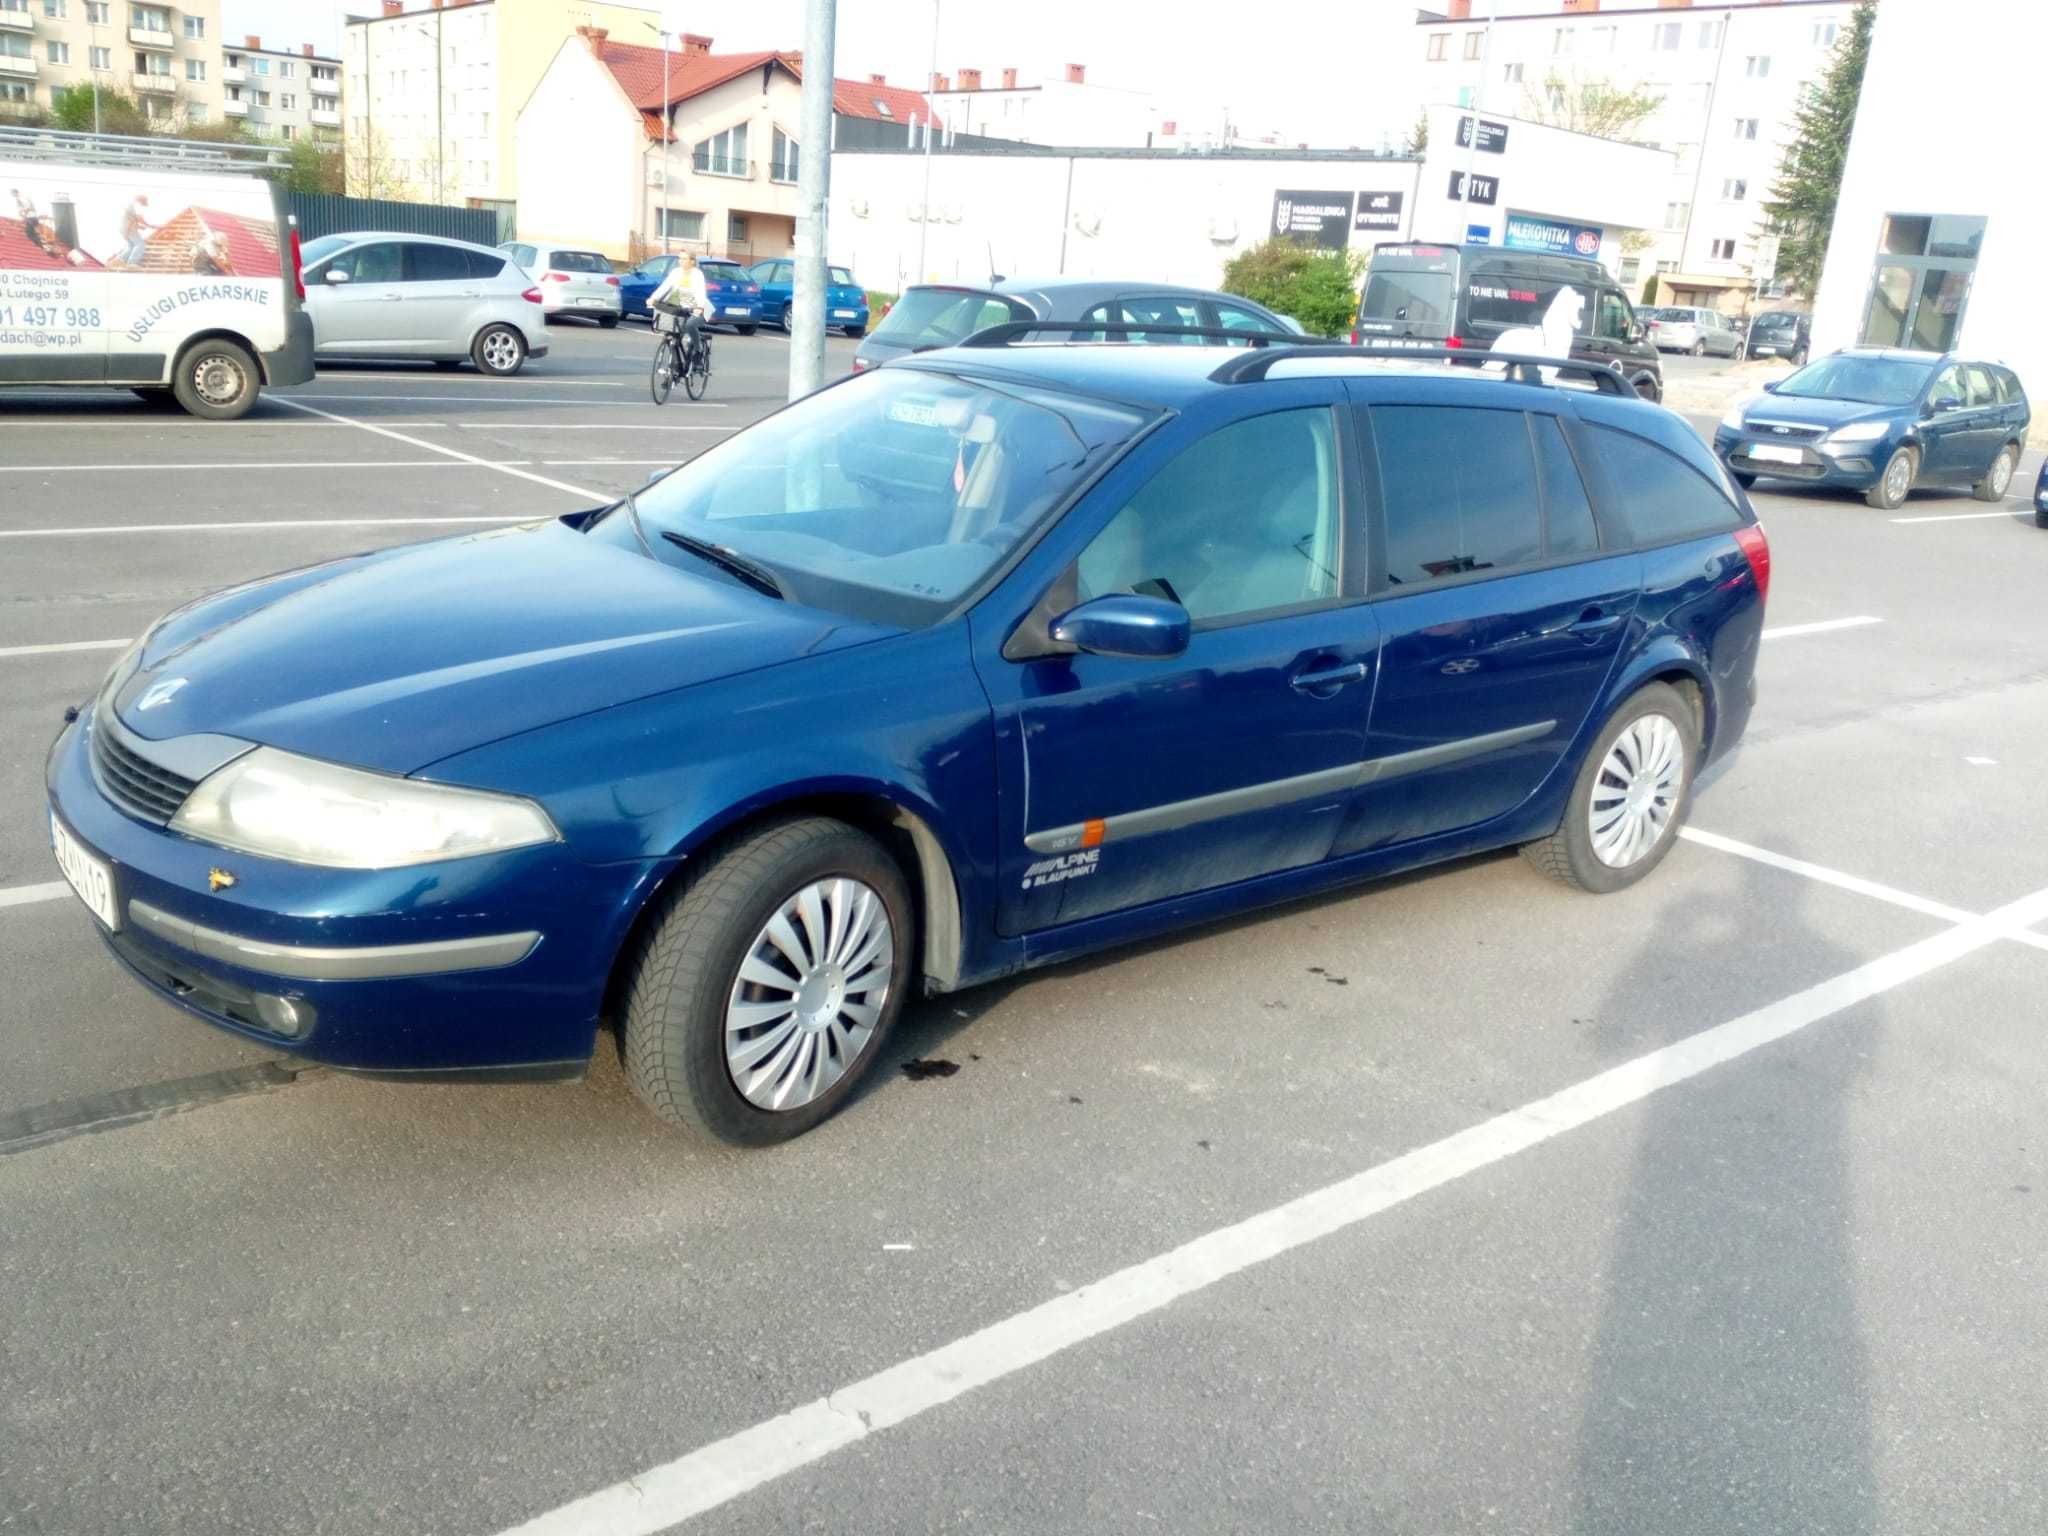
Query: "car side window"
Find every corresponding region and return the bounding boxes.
[1532,416,1600,556]
[403,242,470,283]
[1595,291,1633,342]
[1209,300,1281,341]
[465,250,506,279]
[1963,364,1998,408]
[1119,295,1205,344]
[1584,423,1741,544]
[1371,405,1544,584]
[776,262,796,282]
[326,242,402,283]
[1075,301,1116,343]
[1927,364,1963,409]
[1076,408,1342,624]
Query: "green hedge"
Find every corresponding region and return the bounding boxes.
[1221,239,1364,337]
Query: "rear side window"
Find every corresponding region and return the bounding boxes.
[1465,279,1555,331]
[1995,367,2023,404]
[1360,270,1454,326]
[1119,295,1206,343]
[466,250,506,279]
[404,242,470,282]
[1532,417,1600,556]
[1963,364,1998,408]
[1372,406,1543,584]
[1585,423,1741,544]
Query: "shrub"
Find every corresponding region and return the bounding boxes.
[1221,238,1364,338]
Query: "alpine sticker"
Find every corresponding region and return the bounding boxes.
[1021,850,1100,890]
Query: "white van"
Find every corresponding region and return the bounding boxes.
[2,152,313,419]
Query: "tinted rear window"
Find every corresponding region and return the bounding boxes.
[1585,423,1741,545]
[1372,406,1544,584]
[830,266,854,284]
[1361,270,1454,327]
[405,242,470,282]
[872,288,1032,346]
[1532,416,1600,557]
[550,251,611,273]
[467,250,506,279]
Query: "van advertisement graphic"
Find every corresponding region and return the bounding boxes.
[3,177,279,353]
[1503,214,1605,261]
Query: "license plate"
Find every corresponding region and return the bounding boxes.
[575,298,607,308]
[725,306,750,316]
[832,309,856,318]
[1752,345,1779,356]
[1748,443,1803,464]
[50,811,118,931]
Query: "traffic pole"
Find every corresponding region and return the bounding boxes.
[789,0,837,399]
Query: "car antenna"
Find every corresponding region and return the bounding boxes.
[988,241,1002,286]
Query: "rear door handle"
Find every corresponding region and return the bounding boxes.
[1290,661,1371,693]
[1568,607,1625,639]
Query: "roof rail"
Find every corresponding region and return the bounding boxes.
[957,320,1318,349]
[0,124,290,172]
[1209,344,1633,396]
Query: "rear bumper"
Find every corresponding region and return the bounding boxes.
[263,309,317,386]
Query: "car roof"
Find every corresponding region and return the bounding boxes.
[1839,346,1947,363]
[321,230,506,256]
[906,277,1280,319]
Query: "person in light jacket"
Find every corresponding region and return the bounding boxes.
[649,252,714,357]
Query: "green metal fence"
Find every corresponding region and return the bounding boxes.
[287,193,500,246]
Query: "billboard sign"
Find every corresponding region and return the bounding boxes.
[1503,213,1605,260]
[1271,190,1355,250]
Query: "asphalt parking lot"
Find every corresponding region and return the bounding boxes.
[4,324,2047,1535]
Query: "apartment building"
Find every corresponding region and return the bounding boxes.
[1408,0,1868,306]
[0,0,224,128]
[341,0,661,211]
[221,36,339,144]
[924,62,1156,148]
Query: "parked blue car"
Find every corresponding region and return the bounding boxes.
[617,254,762,333]
[746,258,870,335]
[2035,456,2048,528]
[45,340,1766,1145]
[1716,347,2029,510]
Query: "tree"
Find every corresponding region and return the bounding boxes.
[345,124,415,201]
[284,139,345,196]
[1760,0,1874,296]
[49,85,150,137]
[1405,110,1428,154]
[1221,238,1364,337]
[1522,70,1663,140]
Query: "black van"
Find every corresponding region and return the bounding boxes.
[1352,242,1664,402]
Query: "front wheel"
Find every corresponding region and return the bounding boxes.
[1973,444,2017,502]
[1689,340,1706,358]
[650,341,675,405]
[1630,372,1661,403]
[171,338,260,420]
[472,324,527,376]
[736,324,757,337]
[1866,446,1916,510]
[621,818,913,1145]
[1523,682,1699,894]
[598,314,621,330]
[684,342,709,400]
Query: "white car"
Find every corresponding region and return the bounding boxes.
[300,231,549,376]
[1644,306,1744,359]
[496,241,623,326]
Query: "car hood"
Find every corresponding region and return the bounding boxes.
[1737,393,1897,430]
[116,519,889,774]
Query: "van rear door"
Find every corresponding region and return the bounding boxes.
[1354,245,1458,346]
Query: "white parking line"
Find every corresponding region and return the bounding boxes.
[0,883,68,911]
[542,460,688,467]
[0,637,131,658]
[0,516,529,538]
[272,397,603,500]
[453,423,731,432]
[1759,615,1883,640]
[0,461,529,474]
[494,875,2048,1536]
[320,374,627,387]
[282,393,725,409]
[1890,509,2025,525]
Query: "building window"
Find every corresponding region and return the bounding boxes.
[1664,201,1688,230]
[279,91,293,108]
[1813,21,1839,47]
[1655,259,1679,275]
[0,79,30,103]
[280,123,294,139]
[86,0,107,20]
[694,122,749,177]
[279,60,294,78]
[1652,22,1680,51]
[1502,61,1522,84]
[1710,238,1736,260]
[1463,30,1482,60]
[770,126,798,182]
[89,45,108,68]
[185,58,204,81]
[43,0,65,18]
[1861,215,1986,352]
[1588,24,1616,52]
[187,103,206,123]
[1553,27,1572,55]
[131,5,168,32]
[1618,256,1641,285]
[253,57,269,75]
[46,40,69,63]
[1456,85,1474,108]
[1722,178,1746,200]
[1546,84,1565,113]
[1698,19,1721,49]
[728,212,748,245]
[255,90,269,106]
[135,51,169,75]
[1425,32,1448,61]
[1732,117,1758,139]
[181,13,201,37]
[1744,54,1771,78]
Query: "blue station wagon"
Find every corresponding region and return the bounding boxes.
[45,340,1768,1145]
[747,258,870,336]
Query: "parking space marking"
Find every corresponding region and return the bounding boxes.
[282,393,725,409]
[1759,616,1883,641]
[0,883,68,910]
[455,424,732,432]
[0,516,529,538]
[1889,509,2027,525]
[0,638,130,658]
[495,877,2048,1536]
[320,375,628,387]
[272,397,603,500]
[0,461,530,474]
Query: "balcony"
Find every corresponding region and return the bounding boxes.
[310,106,339,127]
[310,80,338,99]
[128,25,174,51]
[0,53,35,77]
[222,63,244,83]
[691,152,752,179]
[0,9,34,33]
[131,70,176,94]
[221,96,247,117]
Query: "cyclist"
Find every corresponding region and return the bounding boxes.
[650,252,714,376]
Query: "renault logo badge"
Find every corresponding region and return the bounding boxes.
[207,868,237,892]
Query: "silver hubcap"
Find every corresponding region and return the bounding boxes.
[1886,454,1911,502]
[482,331,518,370]
[1589,713,1685,869]
[191,354,244,406]
[726,878,893,1112]
[1990,451,2013,496]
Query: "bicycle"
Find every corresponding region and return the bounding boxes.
[650,307,711,404]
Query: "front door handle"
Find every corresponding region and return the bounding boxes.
[1567,607,1625,640]
[1290,660,1371,694]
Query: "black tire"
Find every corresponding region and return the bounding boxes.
[1522,682,1699,895]
[736,324,757,337]
[472,323,526,376]
[598,314,621,330]
[780,303,793,332]
[170,337,260,420]
[1972,444,2018,502]
[1731,470,1758,489]
[1791,348,1808,367]
[1689,340,1706,357]
[1630,372,1661,403]
[684,344,709,401]
[844,326,867,339]
[621,817,914,1145]
[650,342,674,405]
[2036,507,2048,529]
[1865,446,1917,510]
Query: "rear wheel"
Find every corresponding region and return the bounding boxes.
[1866,446,1917,510]
[650,341,675,405]
[598,314,621,330]
[1522,682,1699,894]
[620,817,912,1145]
[170,337,260,420]
[736,324,757,337]
[1689,339,1706,357]
[1973,444,2017,502]
[472,324,527,376]
[780,303,793,332]
[684,340,710,400]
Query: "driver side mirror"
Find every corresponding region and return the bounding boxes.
[1048,594,1190,660]
[1930,393,1963,414]
[323,267,351,284]
[1762,378,1780,393]
[1629,322,1646,344]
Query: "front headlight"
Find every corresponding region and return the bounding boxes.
[1826,419,1890,445]
[1720,399,1752,431]
[170,747,559,869]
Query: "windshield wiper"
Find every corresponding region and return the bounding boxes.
[660,531,788,600]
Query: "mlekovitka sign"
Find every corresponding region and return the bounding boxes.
[1503,213,1605,260]
[1271,190,1355,249]
[1354,190,1406,232]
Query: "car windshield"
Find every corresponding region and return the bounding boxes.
[830,266,854,284]
[871,288,1032,347]
[1777,354,1935,405]
[1646,309,1688,322]
[613,368,1152,626]
[299,234,350,266]
[1360,270,1454,326]
[1751,312,1800,333]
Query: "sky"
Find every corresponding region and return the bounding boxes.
[221,0,1425,148]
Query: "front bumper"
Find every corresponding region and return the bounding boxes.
[45,708,657,1073]
[1714,426,1888,488]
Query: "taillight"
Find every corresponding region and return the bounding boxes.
[545,272,571,282]
[1733,522,1771,604]
[747,283,759,294]
[851,357,868,372]
[521,287,542,304]
[1349,329,1360,345]
[1444,335,1464,349]
[289,226,304,303]
[605,275,621,286]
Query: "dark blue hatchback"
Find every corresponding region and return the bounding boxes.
[46,341,1768,1144]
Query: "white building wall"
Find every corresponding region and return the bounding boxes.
[1810,0,2046,387]
[222,44,342,144]
[342,2,497,203]
[513,37,638,257]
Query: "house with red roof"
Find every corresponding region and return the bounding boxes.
[514,26,940,264]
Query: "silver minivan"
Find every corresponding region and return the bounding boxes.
[300,232,549,375]
[497,242,623,326]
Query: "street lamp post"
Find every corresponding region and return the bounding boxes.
[788,0,836,398]
[642,20,674,254]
